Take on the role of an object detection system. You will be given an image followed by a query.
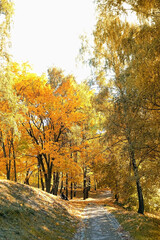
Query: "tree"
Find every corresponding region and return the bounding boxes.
[0,0,18,131]
[47,66,65,89]
[71,81,104,199]
[13,64,85,193]
[0,2,25,181]
[82,0,160,213]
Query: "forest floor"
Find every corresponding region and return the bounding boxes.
[0,180,160,240]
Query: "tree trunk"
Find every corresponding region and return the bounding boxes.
[70,181,73,199]
[86,186,89,199]
[74,183,76,197]
[88,176,91,191]
[52,172,60,195]
[40,169,44,190]
[6,161,11,180]
[12,141,17,182]
[2,142,11,180]
[55,172,59,195]
[83,167,87,200]
[130,148,144,214]
[37,157,41,189]
[46,154,53,193]
[115,180,119,202]
[94,177,97,191]
[45,176,51,193]
[136,180,144,214]
[44,164,52,193]
[115,194,119,202]
[52,172,56,194]
[60,173,63,194]
[38,166,40,188]
[86,176,90,199]
[56,172,60,194]
[24,169,30,185]
[38,153,53,193]
[37,154,50,192]
[66,173,68,198]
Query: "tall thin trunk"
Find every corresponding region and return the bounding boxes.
[40,169,44,190]
[52,172,56,194]
[83,167,87,200]
[86,186,89,199]
[12,140,17,182]
[66,173,68,198]
[86,176,89,199]
[37,154,44,190]
[37,158,40,189]
[74,182,76,197]
[55,172,59,195]
[123,92,144,214]
[130,147,144,214]
[60,172,63,194]
[94,177,97,191]
[45,154,53,193]
[70,181,73,199]
[6,162,11,180]
[24,169,30,185]
[88,176,91,191]
[115,180,119,202]
[38,166,40,188]
[2,142,10,180]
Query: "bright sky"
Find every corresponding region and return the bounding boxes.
[11,0,96,82]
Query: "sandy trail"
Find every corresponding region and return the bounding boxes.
[73,191,129,240]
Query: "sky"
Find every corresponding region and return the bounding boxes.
[11,0,96,82]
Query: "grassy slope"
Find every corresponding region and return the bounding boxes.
[112,207,160,240]
[0,180,79,240]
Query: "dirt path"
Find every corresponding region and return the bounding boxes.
[73,191,130,240]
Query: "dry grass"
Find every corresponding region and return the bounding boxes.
[0,180,79,240]
[112,208,160,240]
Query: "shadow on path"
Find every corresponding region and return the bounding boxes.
[74,204,122,240]
[73,190,131,240]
